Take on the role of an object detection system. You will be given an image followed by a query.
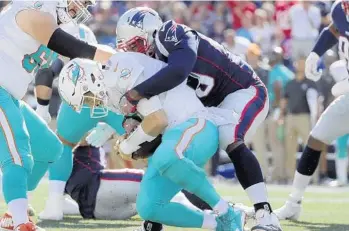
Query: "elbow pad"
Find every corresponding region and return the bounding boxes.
[47,28,97,59]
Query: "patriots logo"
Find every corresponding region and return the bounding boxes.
[128,11,147,30]
[165,23,178,43]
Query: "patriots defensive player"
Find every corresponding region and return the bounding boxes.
[32,22,126,221]
[0,0,116,230]
[275,0,349,220]
[115,7,281,231]
[58,53,245,231]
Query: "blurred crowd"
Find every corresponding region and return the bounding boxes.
[1,1,347,186]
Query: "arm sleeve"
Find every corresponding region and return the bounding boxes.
[133,21,199,98]
[312,24,338,56]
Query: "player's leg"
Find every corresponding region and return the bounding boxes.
[275,94,349,220]
[137,118,245,230]
[19,101,63,192]
[331,134,349,186]
[40,103,97,220]
[219,86,280,230]
[0,89,35,230]
[93,169,143,220]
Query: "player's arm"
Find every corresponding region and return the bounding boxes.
[312,23,339,57]
[119,96,168,155]
[16,10,114,63]
[127,23,199,101]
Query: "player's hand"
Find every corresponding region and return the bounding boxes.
[86,123,115,147]
[35,104,51,124]
[118,90,142,115]
[305,52,322,82]
[114,136,133,161]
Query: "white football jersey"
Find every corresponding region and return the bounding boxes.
[0,0,60,99]
[103,52,236,129]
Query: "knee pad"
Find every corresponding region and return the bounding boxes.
[162,158,206,194]
[2,163,29,203]
[49,145,73,181]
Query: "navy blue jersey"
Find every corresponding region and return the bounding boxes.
[332,0,349,68]
[154,20,263,107]
[65,146,103,219]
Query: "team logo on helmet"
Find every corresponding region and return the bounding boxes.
[164,23,178,43]
[128,10,148,30]
[67,62,85,85]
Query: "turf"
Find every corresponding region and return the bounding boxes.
[1,180,348,231]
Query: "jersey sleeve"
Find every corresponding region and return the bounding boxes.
[155,20,198,59]
[79,24,98,44]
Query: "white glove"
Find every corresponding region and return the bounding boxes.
[305,52,322,82]
[35,104,51,124]
[86,123,115,147]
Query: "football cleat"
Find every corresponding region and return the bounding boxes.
[251,209,282,231]
[39,195,64,221]
[14,222,45,231]
[216,207,246,231]
[274,199,302,221]
[134,221,163,231]
[0,213,14,231]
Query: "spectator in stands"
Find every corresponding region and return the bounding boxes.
[236,11,254,41]
[268,47,294,183]
[282,57,319,182]
[222,29,251,58]
[289,0,321,61]
[210,20,226,43]
[250,8,274,54]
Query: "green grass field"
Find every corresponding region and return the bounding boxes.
[1,180,348,231]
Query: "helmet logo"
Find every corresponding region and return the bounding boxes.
[120,68,132,79]
[128,10,148,30]
[165,23,178,43]
[67,62,84,86]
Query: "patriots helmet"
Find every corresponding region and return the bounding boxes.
[116,7,163,56]
[58,58,109,118]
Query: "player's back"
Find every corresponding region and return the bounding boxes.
[0,1,59,99]
[155,20,263,107]
[105,52,207,129]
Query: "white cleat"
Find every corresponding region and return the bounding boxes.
[62,196,79,215]
[232,203,255,219]
[251,209,282,231]
[274,199,301,221]
[39,195,64,221]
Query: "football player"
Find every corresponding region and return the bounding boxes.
[115,7,281,231]
[275,0,349,220]
[32,21,126,221]
[0,0,116,230]
[58,53,245,231]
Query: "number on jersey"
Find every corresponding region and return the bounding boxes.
[339,36,349,70]
[22,45,58,74]
[190,72,215,98]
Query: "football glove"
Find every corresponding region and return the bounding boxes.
[86,123,115,147]
[305,52,322,82]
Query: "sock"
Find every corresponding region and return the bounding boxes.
[213,199,229,215]
[228,143,269,209]
[181,190,212,210]
[227,143,264,189]
[202,213,217,229]
[8,198,29,227]
[245,182,271,212]
[297,146,322,176]
[49,180,66,196]
[290,171,312,200]
[143,221,163,231]
[336,157,348,184]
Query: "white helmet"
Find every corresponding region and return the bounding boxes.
[57,0,96,25]
[58,58,109,118]
[116,7,163,56]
